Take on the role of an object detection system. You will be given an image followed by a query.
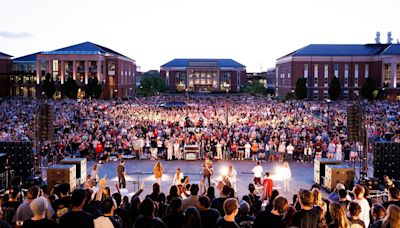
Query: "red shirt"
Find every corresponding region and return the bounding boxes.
[96,143,103,153]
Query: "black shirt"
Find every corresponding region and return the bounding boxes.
[22,218,58,228]
[199,208,220,228]
[163,212,185,228]
[1,201,21,225]
[382,200,400,209]
[254,211,286,228]
[216,217,239,228]
[59,211,94,228]
[134,215,167,228]
[211,197,227,216]
[292,208,319,228]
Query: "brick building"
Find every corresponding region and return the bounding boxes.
[10,42,136,98]
[276,42,400,100]
[0,52,12,96]
[160,59,246,92]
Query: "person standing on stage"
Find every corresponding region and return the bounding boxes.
[245,141,251,160]
[203,157,213,187]
[282,161,292,192]
[252,161,263,186]
[166,138,173,160]
[227,165,237,193]
[173,140,181,160]
[153,159,164,186]
[117,160,126,188]
[262,172,274,201]
[216,140,223,160]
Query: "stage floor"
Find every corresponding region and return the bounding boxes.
[84,159,349,201]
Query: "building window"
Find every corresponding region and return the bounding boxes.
[221,72,231,91]
[354,77,359,87]
[343,90,349,99]
[52,60,59,82]
[304,64,308,78]
[384,64,391,87]
[323,90,328,99]
[288,72,291,79]
[175,72,186,92]
[397,64,400,88]
[314,64,318,87]
[313,90,318,99]
[355,64,359,79]
[237,71,240,91]
[324,64,328,87]
[365,64,369,78]
[334,64,339,78]
[344,64,349,87]
[166,71,170,85]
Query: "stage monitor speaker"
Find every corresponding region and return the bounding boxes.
[60,158,87,185]
[314,158,341,185]
[47,164,76,194]
[324,165,355,191]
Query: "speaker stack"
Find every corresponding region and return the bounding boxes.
[47,164,76,193]
[0,142,33,180]
[347,105,362,142]
[314,158,341,186]
[374,142,400,180]
[60,158,87,185]
[324,165,355,191]
[37,104,54,142]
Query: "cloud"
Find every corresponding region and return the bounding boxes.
[0,31,33,39]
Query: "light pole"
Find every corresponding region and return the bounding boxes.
[225,88,229,125]
[326,98,331,134]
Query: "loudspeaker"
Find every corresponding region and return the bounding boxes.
[374,142,400,180]
[60,158,87,185]
[0,142,33,180]
[47,164,76,193]
[314,158,341,185]
[324,165,355,191]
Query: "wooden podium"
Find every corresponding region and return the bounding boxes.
[184,145,199,160]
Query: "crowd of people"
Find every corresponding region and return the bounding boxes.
[0,169,398,228]
[0,96,399,164]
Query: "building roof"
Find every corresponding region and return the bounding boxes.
[42,41,129,58]
[0,51,12,58]
[161,58,245,68]
[12,52,42,62]
[381,44,400,55]
[278,43,400,59]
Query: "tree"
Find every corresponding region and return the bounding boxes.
[63,77,79,99]
[138,76,167,96]
[243,80,267,95]
[295,78,307,99]
[285,91,295,100]
[266,87,275,96]
[87,76,103,98]
[328,77,341,100]
[143,70,160,78]
[361,77,377,100]
[41,73,55,99]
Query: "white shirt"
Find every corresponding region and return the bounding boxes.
[286,145,294,154]
[252,165,263,178]
[245,143,251,152]
[282,166,292,180]
[94,216,114,228]
[353,198,370,227]
[172,172,184,186]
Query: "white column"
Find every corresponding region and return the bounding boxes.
[85,60,89,84]
[60,60,65,84]
[391,62,397,88]
[97,59,101,81]
[36,59,41,84]
[73,61,77,80]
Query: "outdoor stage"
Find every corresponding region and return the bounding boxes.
[85,160,359,200]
